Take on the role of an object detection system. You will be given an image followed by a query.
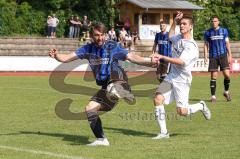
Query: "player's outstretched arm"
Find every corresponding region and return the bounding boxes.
[152,43,157,54]
[152,54,184,66]
[49,49,79,63]
[203,41,209,64]
[126,53,158,67]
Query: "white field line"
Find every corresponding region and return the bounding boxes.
[0,145,90,159]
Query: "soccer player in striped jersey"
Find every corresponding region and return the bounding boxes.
[49,22,158,146]
[152,21,172,82]
[204,15,232,102]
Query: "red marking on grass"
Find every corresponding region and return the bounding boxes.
[0,71,239,77]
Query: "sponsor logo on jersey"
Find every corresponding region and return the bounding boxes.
[210,35,224,40]
[157,40,169,45]
[90,58,109,65]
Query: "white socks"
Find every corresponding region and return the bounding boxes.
[155,105,167,134]
[155,102,204,134]
[187,102,204,115]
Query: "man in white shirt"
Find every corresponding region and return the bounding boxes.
[119,27,128,46]
[51,14,59,38]
[108,27,117,41]
[151,11,211,139]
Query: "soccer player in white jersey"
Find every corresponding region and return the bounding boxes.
[151,11,211,139]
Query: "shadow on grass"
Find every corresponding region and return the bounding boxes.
[104,127,155,137]
[189,98,205,102]
[189,98,226,102]
[170,133,190,137]
[104,127,190,138]
[0,131,89,145]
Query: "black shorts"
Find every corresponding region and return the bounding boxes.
[208,55,230,72]
[90,89,118,112]
[156,61,170,79]
[90,80,132,111]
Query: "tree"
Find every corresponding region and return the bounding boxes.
[191,0,240,40]
[0,0,118,37]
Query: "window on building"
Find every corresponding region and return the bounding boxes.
[163,14,170,24]
[142,13,160,25]
[134,13,139,25]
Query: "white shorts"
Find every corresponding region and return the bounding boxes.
[155,81,191,108]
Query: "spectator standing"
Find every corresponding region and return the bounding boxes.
[115,19,124,42]
[68,15,75,38]
[51,14,59,38]
[124,17,131,35]
[82,15,91,34]
[47,15,53,38]
[74,16,82,38]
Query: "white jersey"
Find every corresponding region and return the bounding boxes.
[164,34,199,84]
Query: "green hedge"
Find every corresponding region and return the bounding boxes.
[0,1,45,36]
[0,0,116,38]
[191,0,240,40]
[1,0,239,40]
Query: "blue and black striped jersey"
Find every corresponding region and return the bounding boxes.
[154,32,172,57]
[76,40,128,86]
[204,27,229,58]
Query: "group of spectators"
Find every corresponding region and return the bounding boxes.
[46,14,91,38]
[46,14,139,49]
[106,26,139,50]
[106,18,140,50]
[68,15,91,38]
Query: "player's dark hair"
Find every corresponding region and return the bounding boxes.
[90,22,106,34]
[180,16,194,25]
[160,20,164,24]
[211,15,219,20]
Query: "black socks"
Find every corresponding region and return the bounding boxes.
[224,78,230,91]
[210,79,216,96]
[86,111,105,138]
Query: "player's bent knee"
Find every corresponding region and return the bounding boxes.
[85,105,94,112]
[85,101,100,112]
[154,94,164,106]
[211,72,218,79]
[223,70,230,78]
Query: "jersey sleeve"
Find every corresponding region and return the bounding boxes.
[75,44,90,59]
[179,42,198,66]
[204,30,209,42]
[224,28,229,41]
[114,43,129,61]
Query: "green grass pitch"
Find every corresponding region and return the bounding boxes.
[0,74,239,159]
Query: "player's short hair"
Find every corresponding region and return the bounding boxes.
[90,22,106,34]
[211,15,219,21]
[160,20,165,24]
[180,16,194,25]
